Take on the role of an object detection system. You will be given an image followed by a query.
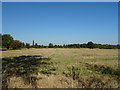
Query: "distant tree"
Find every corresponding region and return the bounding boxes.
[63,44,66,48]
[26,43,30,49]
[41,45,44,48]
[54,45,57,48]
[44,46,47,48]
[38,45,41,48]
[35,43,37,46]
[33,40,34,47]
[87,41,94,49]
[117,44,120,49]
[58,45,63,48]
[2,34,13,49]
[10,40,22,50]
[73,44,80,48]
[35,43,38,48]
[80,44,87,48]
[21,42,25,48]
[0,33,2,39]
[48,43,53,48]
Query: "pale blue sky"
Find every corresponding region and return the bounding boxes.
[2,2,118,45]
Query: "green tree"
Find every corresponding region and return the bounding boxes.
[32,40,34,47]
[21,42,25,48]
[0,33,2,39]
[2,34,13,49]
[10,40,22,50]
[35,43,38,48]
[87,41,94,49]
[26,43,30,49]
[48,43,53,48]
[80,44,87,48]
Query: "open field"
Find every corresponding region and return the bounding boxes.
[1,48,119,88]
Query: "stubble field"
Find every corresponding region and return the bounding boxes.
[1,48,119,88]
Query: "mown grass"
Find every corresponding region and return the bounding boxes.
[1,48,119,88]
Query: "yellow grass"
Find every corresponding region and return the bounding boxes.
[1,48,119,88]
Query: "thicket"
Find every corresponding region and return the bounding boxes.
[1,33,119,50]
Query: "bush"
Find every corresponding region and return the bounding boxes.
[10,40,22,50]
[87,41,94,49]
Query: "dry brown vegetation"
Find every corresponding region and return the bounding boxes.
[1,48,119,88]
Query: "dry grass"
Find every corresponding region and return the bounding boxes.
[1,48,119,88]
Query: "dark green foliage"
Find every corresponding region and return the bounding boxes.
[0,33,2,38]
[48,43,54,48]
[63,65,119,88]
[118,44,120,49]
[10,40,22,50]
[2,34,13,49]
[21,42,25,48]
[33,40,34,47]
[35,43,37,46]
[87,41,94,49]
[64,44,80,48]
[80,43,87,48]
[34,43,38,48]
[1,33,119,49]
[83,62,120,76]
[54,44,58,48]
[26,43,30,49]
[47,42,118,49]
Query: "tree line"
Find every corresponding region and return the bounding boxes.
[1,34,120,50]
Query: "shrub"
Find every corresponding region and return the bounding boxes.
[10,40,22,50]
